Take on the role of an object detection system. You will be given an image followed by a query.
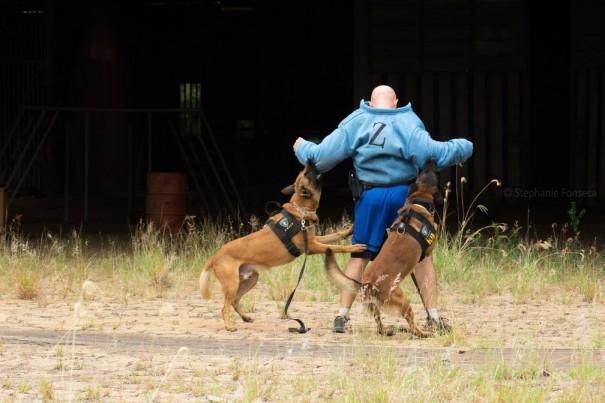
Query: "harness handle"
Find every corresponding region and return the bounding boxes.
[283,229,310,333]
[265,201,282,216]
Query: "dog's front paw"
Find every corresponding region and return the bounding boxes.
[351,243,367,253]
[242,315,254,323]
[342,226,354,237]
[225,325,238,332]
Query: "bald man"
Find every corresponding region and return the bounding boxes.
[293,85,473,335]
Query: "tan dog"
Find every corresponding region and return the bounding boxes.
[324,158,442,337]
[200,159,367,331]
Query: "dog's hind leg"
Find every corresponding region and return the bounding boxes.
[216,270,240,331]
[212,258,243,331]
[232,267,259,323]
[366,302,387,336]
[389,288,431,338]
[367,301,399,336]
[220,284,239,331]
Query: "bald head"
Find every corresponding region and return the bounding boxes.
[370,85,398,109]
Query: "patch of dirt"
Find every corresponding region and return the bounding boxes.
[1,282,604,401]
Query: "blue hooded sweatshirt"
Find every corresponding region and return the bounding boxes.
[295,100,473,185]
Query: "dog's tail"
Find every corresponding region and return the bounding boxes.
[324,249,361,294]
[199,258,214,300]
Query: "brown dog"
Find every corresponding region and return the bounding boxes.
[200,159,367,331]
[324,158,442,337]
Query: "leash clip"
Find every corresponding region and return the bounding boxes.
[300,219,306,230]
[396,221,406,236]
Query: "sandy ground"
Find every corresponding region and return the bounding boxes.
[1,280,604,402]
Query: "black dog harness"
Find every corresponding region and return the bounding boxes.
[391,207,437,262]
[265,208,305,257]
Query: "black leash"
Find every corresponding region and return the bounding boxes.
[400,205,436,321]
[283,227,310,333]
[264,200,310,333]
[410,271,430,320]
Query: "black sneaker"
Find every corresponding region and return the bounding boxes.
[333,316,350,333]
[423,317,452,335]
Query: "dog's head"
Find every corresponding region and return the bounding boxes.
[281,159,324,203]
[407,158,443,207]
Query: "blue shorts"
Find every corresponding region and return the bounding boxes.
[351,184,410,257]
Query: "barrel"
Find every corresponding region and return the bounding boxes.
[146,172,188,231]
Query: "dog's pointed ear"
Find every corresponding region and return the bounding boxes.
[281,184,295,195]
[425,157,438,172]
[434,189,444,206]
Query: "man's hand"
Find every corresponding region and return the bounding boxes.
[293,137,305,152]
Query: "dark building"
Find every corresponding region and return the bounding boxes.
[1,0,604,239]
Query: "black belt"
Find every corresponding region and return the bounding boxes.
[360,178,414,191]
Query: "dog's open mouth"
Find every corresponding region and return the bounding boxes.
[304,159,323,192]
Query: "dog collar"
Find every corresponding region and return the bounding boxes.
[292,202,316,224]
[408,197,435,214]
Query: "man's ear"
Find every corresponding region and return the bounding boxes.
[281,184,295,195]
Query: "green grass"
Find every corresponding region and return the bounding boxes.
[0,176,604,402]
